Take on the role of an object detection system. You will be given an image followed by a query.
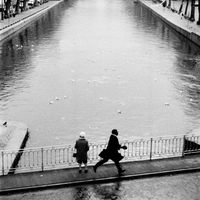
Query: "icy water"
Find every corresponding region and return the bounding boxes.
[1,0,200,148]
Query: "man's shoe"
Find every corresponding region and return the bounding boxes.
[93,166,97,173]
[118,169,126,175]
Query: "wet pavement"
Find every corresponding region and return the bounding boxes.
[1,154,200,194]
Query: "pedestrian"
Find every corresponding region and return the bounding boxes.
[93,129,127,175]
[74,132,89,173]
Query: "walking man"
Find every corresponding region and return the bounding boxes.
[93,129,127,175]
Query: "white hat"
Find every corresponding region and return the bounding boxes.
[79,132,86,139]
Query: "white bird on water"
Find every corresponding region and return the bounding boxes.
[118,110,122,114]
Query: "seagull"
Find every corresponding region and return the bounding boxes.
[49,101,53,104]
[118,110,122,114]
[55,97,59,101]
[3,122,7,126]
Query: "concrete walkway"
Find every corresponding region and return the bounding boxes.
[1,154,200,194]
[0,0,62,41]
[0,121,28,176]
[140,0,200,46]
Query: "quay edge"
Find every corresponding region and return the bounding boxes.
[8,130,29,174]
[138,0,200,47]
[0,0,63,42]
[0,120,29,175]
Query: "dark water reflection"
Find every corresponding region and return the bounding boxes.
[73,187,92,200]
[1,0,200,147]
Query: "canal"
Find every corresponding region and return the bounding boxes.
[1,0,200,148]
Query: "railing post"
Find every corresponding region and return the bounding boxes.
[150,138,153,161]
[1,151,4,175]
[41,148,44,172]
[182,135,186,157]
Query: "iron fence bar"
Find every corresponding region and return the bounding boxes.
[150,138,153,160]
[1,151,4,175]
[182,135,186,157]
[41,148,44,171]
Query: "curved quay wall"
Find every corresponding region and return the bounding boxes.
[138,0,200,47]
[0,0,63,42]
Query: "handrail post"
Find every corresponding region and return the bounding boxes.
[150,138,153,161]
[182,135,186,157]
[1,151,4,175]
[41,148,44,172]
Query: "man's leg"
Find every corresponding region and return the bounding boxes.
[114,160,125,174]
[93,158,108,173]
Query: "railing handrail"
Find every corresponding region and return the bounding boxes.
[1,133,200,176]
[0,134,186,153]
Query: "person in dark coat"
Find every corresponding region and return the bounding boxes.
[75,132,89,173]
[93,129,127,175]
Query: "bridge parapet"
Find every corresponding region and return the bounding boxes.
[1,134,200,175]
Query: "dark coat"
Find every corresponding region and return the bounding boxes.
[75,138,89,163]
[106,134,123,162]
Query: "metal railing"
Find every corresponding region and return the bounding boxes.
[1,134,200,175]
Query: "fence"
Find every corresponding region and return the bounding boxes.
[1,134,200,175]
